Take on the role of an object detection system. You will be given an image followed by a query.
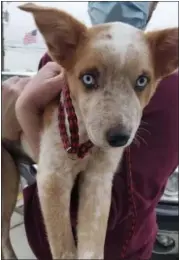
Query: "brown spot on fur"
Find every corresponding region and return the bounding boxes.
[88,24,111,39]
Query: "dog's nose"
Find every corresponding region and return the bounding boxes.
[106,126,130,147]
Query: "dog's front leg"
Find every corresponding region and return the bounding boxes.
[37,105,78,259]
[77,150,122,259]
[37,169,76,259]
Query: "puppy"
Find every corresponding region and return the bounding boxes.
[2,3,178,260]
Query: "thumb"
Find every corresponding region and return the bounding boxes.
[49,70,66,92]
[51,68,65,84]
[41,72,66,104]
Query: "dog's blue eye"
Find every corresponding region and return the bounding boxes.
[135,75,149,91]
[82,74,96,88]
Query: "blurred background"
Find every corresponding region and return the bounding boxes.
[2,1,179,72]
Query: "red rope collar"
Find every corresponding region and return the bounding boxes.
[58,84,93,159]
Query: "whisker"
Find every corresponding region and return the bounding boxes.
[133,137,141,147]
[138,127,151,135]
[136,134,148,146]
[141,120,149,126]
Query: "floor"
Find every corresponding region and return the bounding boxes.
[10,204,36,259]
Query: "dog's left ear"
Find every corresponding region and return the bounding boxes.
[146,28,178,79]
[19,3,87,70]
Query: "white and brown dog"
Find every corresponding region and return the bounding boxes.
[2,3,178,260]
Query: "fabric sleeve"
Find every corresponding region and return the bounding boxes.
[38,53,52,70]
[131,71,178,205]
[108,71,178,229]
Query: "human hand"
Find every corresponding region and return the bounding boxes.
[2,76,31,141]
[15,62,65,159]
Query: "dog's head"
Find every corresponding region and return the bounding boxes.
[19,4,178,149]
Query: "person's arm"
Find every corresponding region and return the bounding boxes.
[2,76,30,141]
[15,61,64,160]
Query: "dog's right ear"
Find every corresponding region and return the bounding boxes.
[19,3,87,69]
